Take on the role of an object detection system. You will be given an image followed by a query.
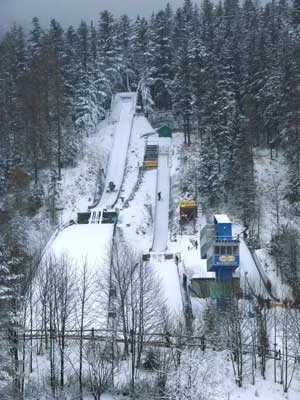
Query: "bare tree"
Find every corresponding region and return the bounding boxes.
[279,306,298,393]
[73,259,95,400]
[53,255,76,389]
[220,299,258,387]
[269,176,286,229]
[98,236,166,396]
[101,238,163,356]
[165,347,223,400]
[84,339,114,400]
[33,254,76,397]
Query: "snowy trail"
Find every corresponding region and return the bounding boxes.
[152,137,171,252]
[95,92,136,210]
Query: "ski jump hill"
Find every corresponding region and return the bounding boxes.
[31,90,278,330]
[35,91,184,324]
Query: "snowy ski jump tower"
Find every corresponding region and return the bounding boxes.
[200,214,240,298]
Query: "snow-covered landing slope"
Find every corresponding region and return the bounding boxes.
[51,223,113,267]
[149,256,183,318]
[152,137,172,252]
[32,223,114,329]
[95,92,136,210]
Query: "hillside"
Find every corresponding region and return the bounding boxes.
[0,0,300,398]
[3,100,296,400]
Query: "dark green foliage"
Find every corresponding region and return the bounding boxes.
[1,1,299,223]
[143,350,159,370]
[228,116,256,225]
[1,1,300,397]
[150,7,174,110]
[198,129,222,207]
[292,0,300,26]
[279,30,300,209]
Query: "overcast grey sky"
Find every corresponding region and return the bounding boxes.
[0,0,185,32]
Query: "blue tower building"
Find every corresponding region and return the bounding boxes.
[201,214,240,282]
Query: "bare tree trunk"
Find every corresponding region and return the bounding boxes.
[120,295,129,357]
[79,263,88,400]
[282,309,288,392]
[136,262,144,369]
[49,297,56,398]
[29,287,33,373]
[258,308,268,379]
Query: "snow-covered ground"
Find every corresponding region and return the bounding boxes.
[152,137,172,252]
[35,93,184,324]
[96,92,136,210]
[149,254,184,317]
[254,149,289,246]
[29,95,300,400]
[58,119,115,224]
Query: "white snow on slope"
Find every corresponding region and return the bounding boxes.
[97,92,136,210]
[239,239,270,298]
[28,98,300,399]
[119,168,156,253]
[51,223,113,269]
[115,115,154,209]
[152,137,171,252]
[150,257,183,318]
[254,149,289,245]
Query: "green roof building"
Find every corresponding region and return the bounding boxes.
[157,125,172,138]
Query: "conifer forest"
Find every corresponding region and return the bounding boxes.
[0,0,300,398]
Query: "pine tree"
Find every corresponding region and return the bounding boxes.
[73,21,108,137]
[150,6,174,110]
[229,116,256,225]
[131,16,155,114]
[292,0,300,26]
[198,129,222,207]
[171,1,201,145]
[0,27,28,191]
[280,29,300,208]
[64,26,78,115]
[200,0,215,49]
[98,10,122,92]
[116,14,134,91]
[48,19,67,180]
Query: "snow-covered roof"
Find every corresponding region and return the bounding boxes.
[214,214,231,223]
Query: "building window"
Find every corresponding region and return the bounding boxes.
[233,246,238,255]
